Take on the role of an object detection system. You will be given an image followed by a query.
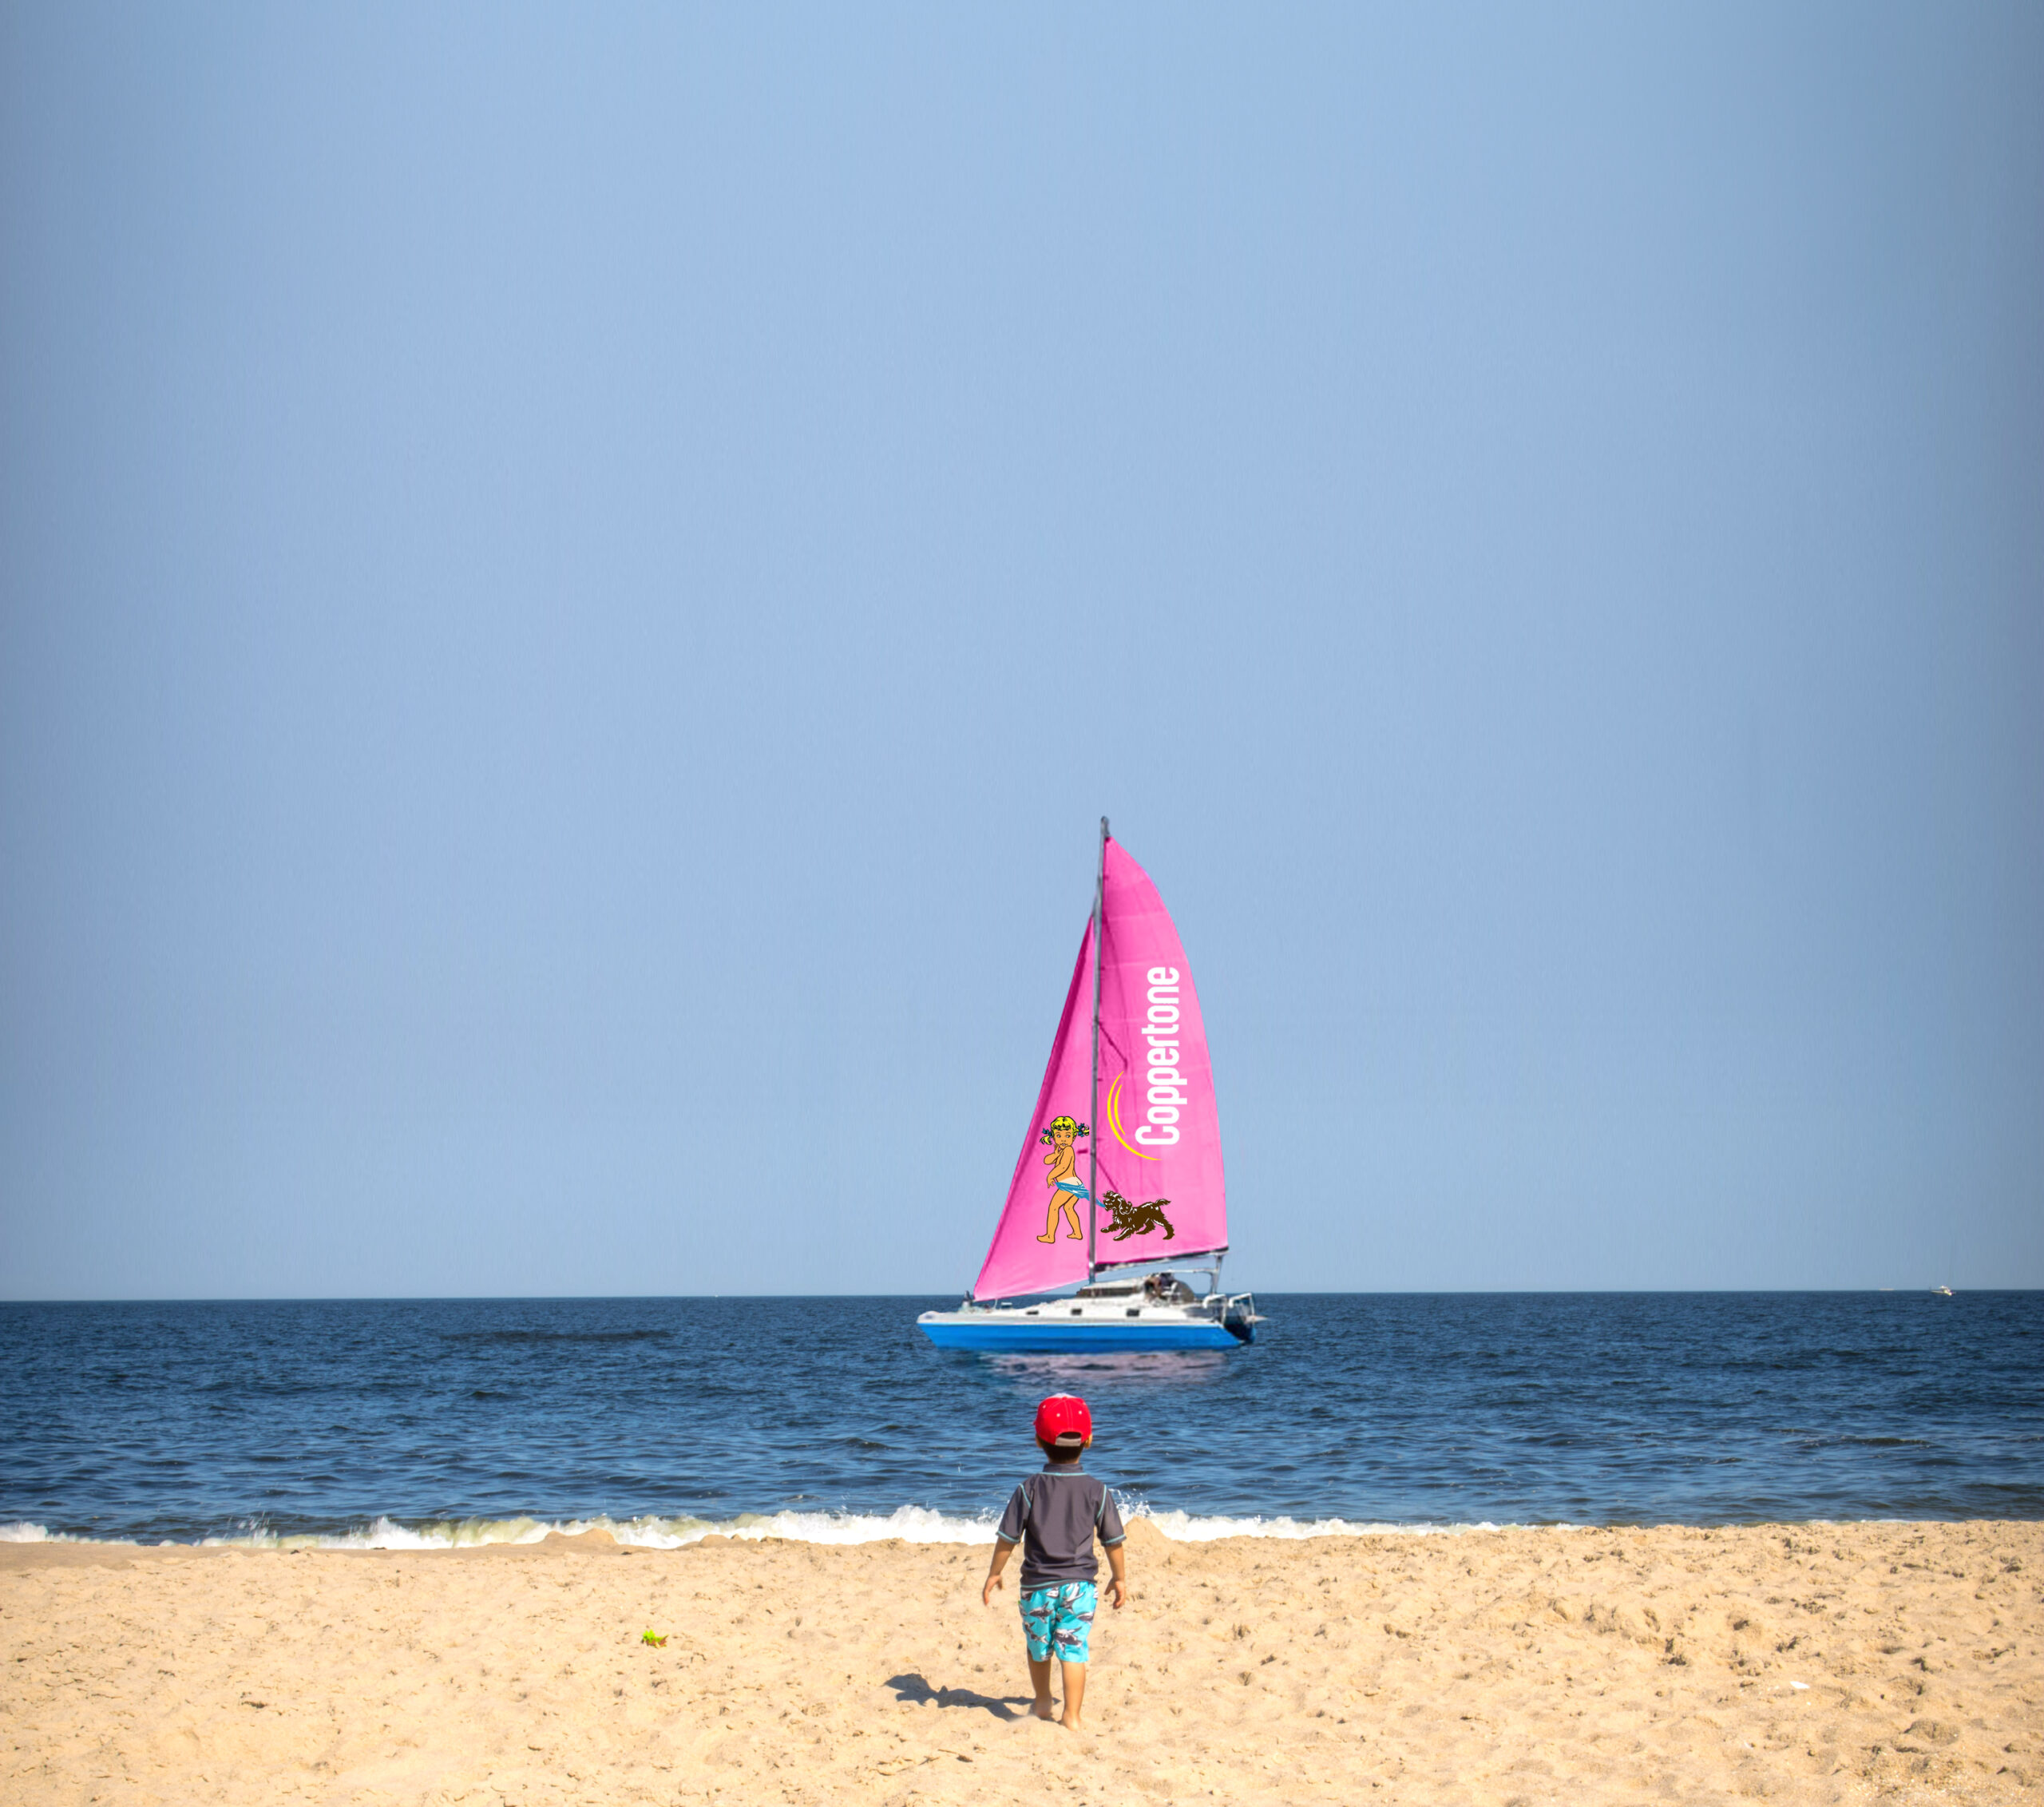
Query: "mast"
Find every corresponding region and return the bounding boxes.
[1086,816,1107,1283]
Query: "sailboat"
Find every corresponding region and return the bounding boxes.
[917,821,1262,1352]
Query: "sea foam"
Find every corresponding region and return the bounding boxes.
[0,1503,1501,1551]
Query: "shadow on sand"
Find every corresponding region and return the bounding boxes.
[885,1673,1033,1719]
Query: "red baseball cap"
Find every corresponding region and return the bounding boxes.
[1034,1394,1092,1448]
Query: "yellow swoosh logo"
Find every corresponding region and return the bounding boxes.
[1106,1072,1161,1161]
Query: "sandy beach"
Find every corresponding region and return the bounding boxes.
[3,1519,2037,1805]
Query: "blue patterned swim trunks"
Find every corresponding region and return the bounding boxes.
[1020,1581,1097,1662]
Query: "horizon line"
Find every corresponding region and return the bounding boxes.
[0,1287,2030,1306]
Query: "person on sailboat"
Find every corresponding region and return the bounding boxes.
[1036,1115,1091,1245]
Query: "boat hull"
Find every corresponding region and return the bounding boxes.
[919,1315,1243,1352]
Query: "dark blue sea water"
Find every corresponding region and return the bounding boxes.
[2,1293,2038,1546]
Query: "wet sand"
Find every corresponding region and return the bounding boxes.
[2,1519,2038,1805]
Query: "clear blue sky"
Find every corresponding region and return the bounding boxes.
[2,3,2038,1298]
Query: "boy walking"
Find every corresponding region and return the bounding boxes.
[980,1393,1130,1730]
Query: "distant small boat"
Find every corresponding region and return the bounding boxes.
[917,822,1261,1353]
[1932,1285,1955,1298]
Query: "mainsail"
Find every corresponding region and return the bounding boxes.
[972,830,1227,1302]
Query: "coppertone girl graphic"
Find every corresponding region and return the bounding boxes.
[1036,1116,1091,1244]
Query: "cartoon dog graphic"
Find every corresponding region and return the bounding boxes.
[1099,1191,1175,1242]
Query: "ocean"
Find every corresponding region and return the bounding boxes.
[2,1292,2038,1547]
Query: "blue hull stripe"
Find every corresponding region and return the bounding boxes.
[918,1321,1243,1352]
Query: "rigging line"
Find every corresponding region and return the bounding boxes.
[1087,816,1107,1285]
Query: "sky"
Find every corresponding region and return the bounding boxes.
[2,2,2038,1299]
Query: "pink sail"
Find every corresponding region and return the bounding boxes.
[972,836,1227,1302]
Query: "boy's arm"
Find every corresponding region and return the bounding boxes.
[984,1479,1030,1604]
[981,1536,1016,1606]
[1095,1485,1131,1608]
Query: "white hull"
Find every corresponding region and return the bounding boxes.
[919,1279,1260,1351]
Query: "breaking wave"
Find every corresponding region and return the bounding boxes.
[0,1502,1504,1551]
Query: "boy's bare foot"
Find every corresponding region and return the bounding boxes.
[1060,1713,1083,1731]
[1029,1700,1058,1721]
